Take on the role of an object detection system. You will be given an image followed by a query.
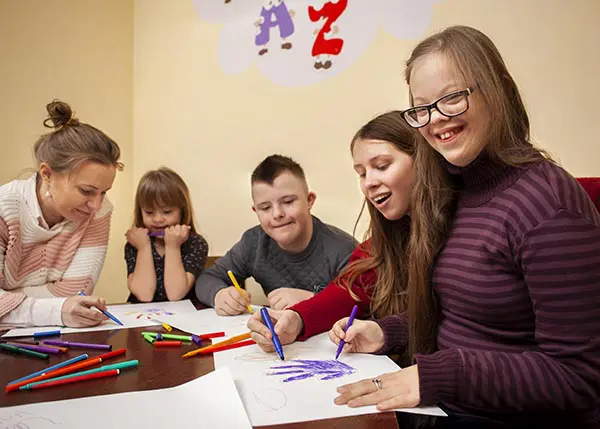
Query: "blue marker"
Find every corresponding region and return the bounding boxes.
[260,307,285,361]
[335,305,359,360]
[78,291,123,326]
[7,353,89,385]
[33,329,61,339]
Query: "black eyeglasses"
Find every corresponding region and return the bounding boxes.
[402,87,477,129]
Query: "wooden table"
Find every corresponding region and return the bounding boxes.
[0,326,399,428]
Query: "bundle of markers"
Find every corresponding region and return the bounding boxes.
[0,330,115,360]
[141,330,225,348]
[4,348,138,393]
[140,326,255,358]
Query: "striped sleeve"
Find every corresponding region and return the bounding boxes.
[375,313,408,355]
[0,215,28,318]
[417,209,600,412]
[46,200,112,297]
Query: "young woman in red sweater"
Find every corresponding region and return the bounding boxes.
[247,110,450,349]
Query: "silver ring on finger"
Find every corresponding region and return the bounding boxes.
[372,377,382,390]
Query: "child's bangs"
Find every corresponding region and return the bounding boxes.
[137,179,183,210]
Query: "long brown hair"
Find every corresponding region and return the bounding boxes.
[133,167,198,233]
[404,25,550,356]
[336,110,417,319]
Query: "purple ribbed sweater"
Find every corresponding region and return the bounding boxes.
[377,156,600,426]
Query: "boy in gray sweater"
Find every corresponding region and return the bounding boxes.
[195,155,357,315]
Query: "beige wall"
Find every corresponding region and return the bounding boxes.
[1,0,598,304]
[0,0,134,303]
[133,0,599,302]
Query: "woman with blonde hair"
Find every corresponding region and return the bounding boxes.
[0,100,123,327]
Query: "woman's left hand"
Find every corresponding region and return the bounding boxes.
[334,365,420,411]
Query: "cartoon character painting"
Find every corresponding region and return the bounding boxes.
[308,0,347,70]
[255,0,296,56]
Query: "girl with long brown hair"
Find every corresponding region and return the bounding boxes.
[332,25,600,428]
[125,167,208,303]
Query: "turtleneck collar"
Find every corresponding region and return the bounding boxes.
[444,150,526,207]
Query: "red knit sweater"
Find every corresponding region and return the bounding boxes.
[291,240,374,340]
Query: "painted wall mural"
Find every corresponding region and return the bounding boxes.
[193,0,441,86]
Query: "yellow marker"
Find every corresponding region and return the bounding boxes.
[162,322,173,332]
[227,270,254,314]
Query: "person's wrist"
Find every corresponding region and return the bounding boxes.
[165,241,181,250]
[214,288,226,306]
[290,310,305,337]
[138,240,151,250]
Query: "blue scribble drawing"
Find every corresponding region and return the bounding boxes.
[268,359,356,382]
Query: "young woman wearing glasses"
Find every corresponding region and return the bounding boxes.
[330,26,600,428]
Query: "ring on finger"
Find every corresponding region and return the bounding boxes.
[372,377,382,390]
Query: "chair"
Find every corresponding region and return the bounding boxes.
[205,256,221,269]
[203,256,247,288]
[577,177,600,213]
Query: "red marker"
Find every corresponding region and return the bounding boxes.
[154,341,181,347]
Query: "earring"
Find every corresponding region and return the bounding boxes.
[44,183,52,200]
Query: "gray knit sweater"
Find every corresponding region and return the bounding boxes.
[195,216,357,307]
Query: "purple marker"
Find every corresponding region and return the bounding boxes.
[335,305,359,360]
[9,343,63,355]
[148,231,165,237]
[43,340,112,351]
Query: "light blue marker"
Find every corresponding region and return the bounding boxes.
[7,353,89,385]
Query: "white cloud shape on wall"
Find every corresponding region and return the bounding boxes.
[192,0,441,86]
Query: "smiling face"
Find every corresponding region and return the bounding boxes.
[40,161,116,224]
[352,139,415,221]
[410,53,490,167]
[251,171,316,253]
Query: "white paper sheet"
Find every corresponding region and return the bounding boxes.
[0,367,252,429]
[158,305,261,337]
[1,300,197,338]
[213,332,446,426]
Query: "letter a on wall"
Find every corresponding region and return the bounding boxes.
[193,0,443,86]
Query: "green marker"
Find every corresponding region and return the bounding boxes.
[141,332,192,341]
[143,334,155,344]
[0,343,49,360]
[20,360,139,390]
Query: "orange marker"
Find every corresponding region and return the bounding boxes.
[191,339,255,356]
[181,332,252,359]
